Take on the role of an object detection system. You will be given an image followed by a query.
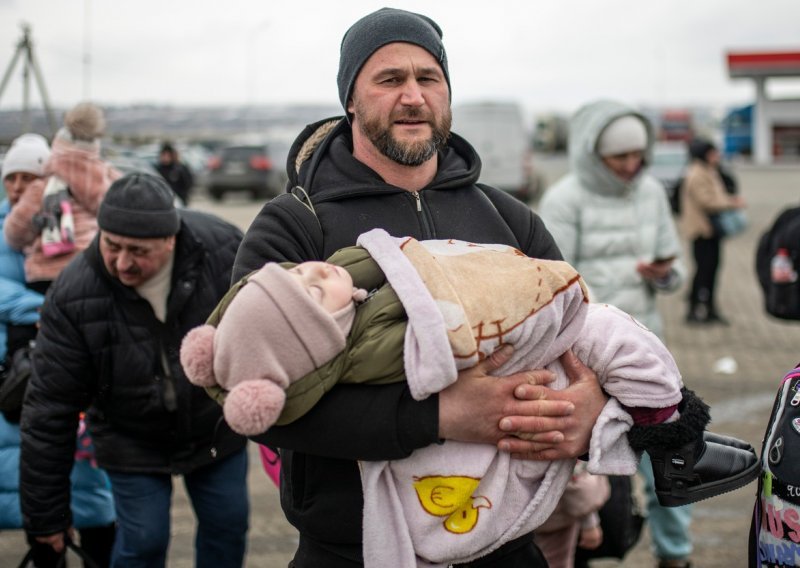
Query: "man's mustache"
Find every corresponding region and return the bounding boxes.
[393,108,431,122]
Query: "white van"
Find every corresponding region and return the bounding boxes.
[451,101,539,202]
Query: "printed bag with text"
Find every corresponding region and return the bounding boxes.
[750,364,800,567]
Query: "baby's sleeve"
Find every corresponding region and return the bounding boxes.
[571,303,683,410]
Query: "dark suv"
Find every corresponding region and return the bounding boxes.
[205,144,287,201]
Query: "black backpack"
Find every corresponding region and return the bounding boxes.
[667,178,683,216]
[575,475,645,562]
[0,340,35,424]
[670,165,737,217]
[755,206,800,320]
[749,363,800,567]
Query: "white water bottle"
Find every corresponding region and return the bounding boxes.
[771,248,797,283]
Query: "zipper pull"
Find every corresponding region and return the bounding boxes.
[791,387,800,407]
[412,191,422,212]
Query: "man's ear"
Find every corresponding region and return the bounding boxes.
[166,235,177,252]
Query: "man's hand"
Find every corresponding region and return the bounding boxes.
[35,528,74,553]
[497,349,608,460]
[438,345,575,444]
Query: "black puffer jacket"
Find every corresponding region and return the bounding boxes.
[20,210,246,536]
[235,118,563,562]
[155,161,194,205]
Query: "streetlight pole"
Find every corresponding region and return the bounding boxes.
[246,20,269,133]
[83,0,92,100]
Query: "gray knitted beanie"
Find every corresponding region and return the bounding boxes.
[98,173,180,238]
[337,7,451,113]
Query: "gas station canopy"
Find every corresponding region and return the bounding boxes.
[727,51,800,78]
[726,49,800,163]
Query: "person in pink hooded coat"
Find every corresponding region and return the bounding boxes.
[3,102,121,292]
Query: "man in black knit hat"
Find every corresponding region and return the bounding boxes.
[232,8,610,567]
[19,173,249,567]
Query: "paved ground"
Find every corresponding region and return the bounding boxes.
[2,159,799,567]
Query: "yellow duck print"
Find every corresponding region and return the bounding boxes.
[413,475,492,534]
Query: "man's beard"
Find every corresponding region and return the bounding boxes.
[354,103,452,166]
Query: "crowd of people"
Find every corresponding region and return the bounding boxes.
[0,6,769,568]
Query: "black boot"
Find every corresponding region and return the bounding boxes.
[685,310,703,324]
[627,389,760,507]
[706,310,730,326]
[647,433,759,507]
[703,430,752,450]
[685,302,709,324]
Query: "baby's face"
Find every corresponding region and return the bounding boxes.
[287,262,355,313]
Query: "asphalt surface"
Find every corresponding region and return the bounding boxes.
[2,158,799,567]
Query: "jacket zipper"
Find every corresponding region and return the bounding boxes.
[411,191,434,239]
[159,344,178,412]
[209,416,225,458]
[765,375,800,471]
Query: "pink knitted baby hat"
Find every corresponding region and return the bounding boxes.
[181,262,359,435]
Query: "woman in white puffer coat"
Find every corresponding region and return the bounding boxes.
[539,99,693,568]
[538,99,685,340]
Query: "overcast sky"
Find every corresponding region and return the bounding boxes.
[1,0,799,119]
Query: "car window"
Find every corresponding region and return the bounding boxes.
[652,152,687,167]
[222,147,261,160]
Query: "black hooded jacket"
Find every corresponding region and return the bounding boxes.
[235,117,562,561]
[20,210,246,536]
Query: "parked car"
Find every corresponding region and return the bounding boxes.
[649,141,688,184]
[532,113,568,153]
[205,143,286,201]
[648,141,689,214]
[658,109,694,143]
[451,101,540,203]
[107,155,160,177]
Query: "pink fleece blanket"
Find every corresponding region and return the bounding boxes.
[356,229,683,568]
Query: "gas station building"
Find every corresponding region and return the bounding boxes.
[727,50,800,164]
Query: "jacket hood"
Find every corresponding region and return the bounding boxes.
[568,100,655,197]
[284,116,482,202]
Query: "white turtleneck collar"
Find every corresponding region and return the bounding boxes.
[135,251,175,322]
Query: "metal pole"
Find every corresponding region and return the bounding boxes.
[0,45,24,105]
[246,20,269,132]
[0,23,58,136]
[22,32,31,132]
[754,78,771,165]
[83,0,92,99]
[27,42,58,135]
